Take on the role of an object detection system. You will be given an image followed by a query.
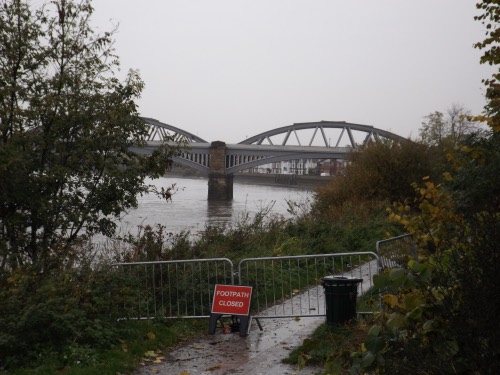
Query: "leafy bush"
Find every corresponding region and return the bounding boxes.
[313,140,443,218]
[353,175,500,374]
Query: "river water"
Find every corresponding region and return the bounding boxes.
[116,176,313,237]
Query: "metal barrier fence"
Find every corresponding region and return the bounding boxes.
[113,258,234,319]
[375,234,417,270]
[238,252,379,319]
[113,252,379,321]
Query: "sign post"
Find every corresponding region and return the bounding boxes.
[209,284,253,337]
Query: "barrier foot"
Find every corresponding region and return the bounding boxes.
[208,313,224,334]
[239,315,251,337]
[254,317,263,331]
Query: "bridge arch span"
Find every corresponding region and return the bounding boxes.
[239,121,405,149]
[224,144,351,174]
[141,117,208,143]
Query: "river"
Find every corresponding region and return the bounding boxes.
[115,176,314,238]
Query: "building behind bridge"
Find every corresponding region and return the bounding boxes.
[244,158,347,177]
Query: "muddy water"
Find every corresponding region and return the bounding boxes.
[119,176,312,236]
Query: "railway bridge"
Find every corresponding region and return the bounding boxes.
[131,118,406,200]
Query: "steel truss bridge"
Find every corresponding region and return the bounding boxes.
[134,117,406,174]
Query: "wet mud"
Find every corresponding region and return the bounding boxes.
[134,314,324,375]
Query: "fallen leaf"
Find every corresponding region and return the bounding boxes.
[144,350,157,357]
[207,363,221,371]
[180,371,190,375]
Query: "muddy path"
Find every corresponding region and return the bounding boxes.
[134,315,324,375]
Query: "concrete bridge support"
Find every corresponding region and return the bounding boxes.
[208,141,233,200]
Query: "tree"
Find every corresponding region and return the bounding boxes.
[447,103,476,143]
[419,111,447,146]
[419,104,476,147]
[0,0,176,272]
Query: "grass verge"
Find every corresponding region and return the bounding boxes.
[1,319,206,375]
[283,318,374,374]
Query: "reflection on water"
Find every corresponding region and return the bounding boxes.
[117,176,312,236]
[206,200,233,226]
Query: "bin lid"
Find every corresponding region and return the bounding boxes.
[322,275,363,285]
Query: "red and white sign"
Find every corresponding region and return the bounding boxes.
[211,284,253,316]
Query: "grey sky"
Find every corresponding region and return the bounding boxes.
[92,0,492,143]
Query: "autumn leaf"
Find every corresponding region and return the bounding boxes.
[206,363,221,371]
[383,294,399,308]
[144,350,157,357]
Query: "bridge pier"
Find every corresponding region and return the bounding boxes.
[208,141,233,200]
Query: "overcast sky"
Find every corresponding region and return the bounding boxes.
[92,0,492,143]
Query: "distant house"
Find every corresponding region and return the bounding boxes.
[320,159,347,176]
[243,158,345,176]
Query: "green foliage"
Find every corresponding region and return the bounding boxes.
[285,321,371,374]
[313,139,443,218]
[0,0,177,273]
[0,259,123,368]
[1,319,205,375]
[355,132,500,373]
[355,215,500,373]
[447,131,500,216]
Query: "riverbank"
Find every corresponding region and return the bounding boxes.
[167,167,333,190]
[234,172,333,189]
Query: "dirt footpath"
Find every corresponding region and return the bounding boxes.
[134,315,324,375]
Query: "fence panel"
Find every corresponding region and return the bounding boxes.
[238,252,379,319]
[113,258,234,320]
[376,234,417,270]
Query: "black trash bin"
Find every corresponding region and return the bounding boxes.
[321,276,363,324]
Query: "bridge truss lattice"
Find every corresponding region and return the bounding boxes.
[138,119,406,174]
[239,121,405,148]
